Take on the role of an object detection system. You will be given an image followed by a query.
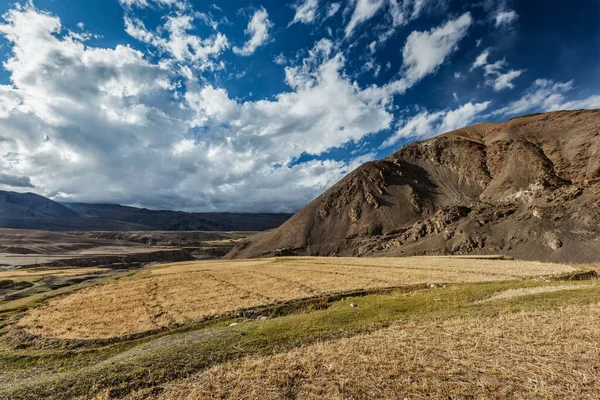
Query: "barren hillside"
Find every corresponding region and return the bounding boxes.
[228,109,600,262]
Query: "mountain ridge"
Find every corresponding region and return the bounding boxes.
[0,191,291,232]
[227,109,600,263]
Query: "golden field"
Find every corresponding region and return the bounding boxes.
[0,267,107,280]
[17,256,577,340]
[159,302,600,400]
[1,255,598,400]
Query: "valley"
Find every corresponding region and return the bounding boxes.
[1,111,599,399]
[0,255,598,399]
[0,0,597,396]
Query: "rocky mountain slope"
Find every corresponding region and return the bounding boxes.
[0,191,291,232]
[228,109,600,263]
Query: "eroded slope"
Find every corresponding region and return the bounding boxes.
[228,110,600,262]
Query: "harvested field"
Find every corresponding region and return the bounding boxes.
[17,256,578,340]
[160,302,600,400]
[0,268,107,280]
[474,284,592,304]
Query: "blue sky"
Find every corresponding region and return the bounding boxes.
[0,0,598,212]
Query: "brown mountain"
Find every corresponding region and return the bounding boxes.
[227,109,600,263]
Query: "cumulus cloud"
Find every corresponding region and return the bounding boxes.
[233,8,273,56]
[402,12,472,83]
[0,5,398,212]
[383,101,491,146]
[494,10,518,27]
[1,2,594,213]
[290,0,320,25]
[124,14,228,69]
[492,79,600,116]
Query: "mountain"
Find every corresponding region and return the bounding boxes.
[0,191,79,219]
[0,191,291,232]
[62,203,292,231]
[227,109,600,263]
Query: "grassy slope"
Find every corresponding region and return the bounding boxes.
[1,277,599,400]
[167,300,600,400]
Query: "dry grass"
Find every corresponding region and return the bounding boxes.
[0,268,107,280]
[17,257,577,340]
[474,285,592,304]
[160,302,600,400]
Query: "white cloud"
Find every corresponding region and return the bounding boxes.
[495,10,518,27]
[348,14,475,101]
[491,69,523,91]
[376,0,435,44]
[560,95,600,110]
[387,0,429,27]
[326,2,341,18]
[383,101,491,146]
[402,12,472,83]
[1,2,594,213]
[345,0,435,46]
[290,0,320,25]
[124,14,228,69]
[345,0,385,38]
[368,40,377,54]
[492,79,600,116]
[471,49,524,92]
[119,0,186,9]
[273,53,288,65]
[233,8,273,56]
[471,48,489,70]
[493,79,573,115]
[0,5,399,212]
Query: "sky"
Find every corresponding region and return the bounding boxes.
[0,0,598,212]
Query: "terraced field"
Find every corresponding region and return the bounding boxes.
[17,256,577,340]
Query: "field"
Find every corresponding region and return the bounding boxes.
[160,302,600,400]
[0,256,598,400]
[0,268,108,280]
[16,256,577,339]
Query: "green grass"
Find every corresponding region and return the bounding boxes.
[1,278,598,400]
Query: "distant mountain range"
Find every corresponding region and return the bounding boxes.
[0,191,291,231]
